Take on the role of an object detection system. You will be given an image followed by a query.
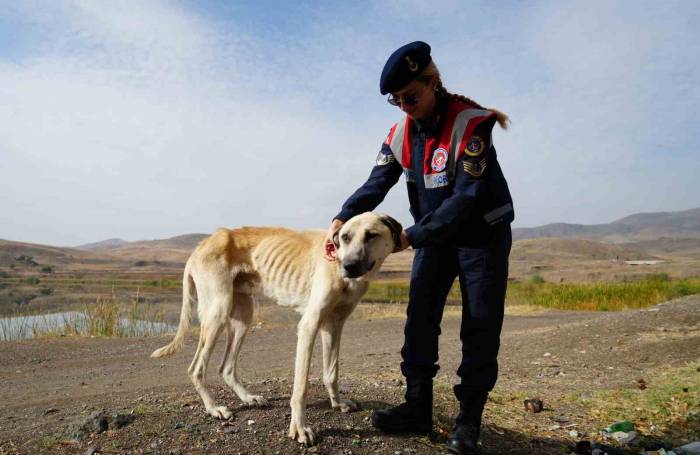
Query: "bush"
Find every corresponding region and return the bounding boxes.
[41,266,53,274]
[529,274,545,284]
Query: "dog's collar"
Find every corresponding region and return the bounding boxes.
[379,217,402,253]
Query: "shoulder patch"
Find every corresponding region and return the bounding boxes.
[465,136,485,157]
[463,157,487,177]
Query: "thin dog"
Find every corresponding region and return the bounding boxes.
[151,212,402,445]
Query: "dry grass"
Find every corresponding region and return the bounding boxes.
[0,290,171,341]
[365,276,700,312]
[579,361,700,442]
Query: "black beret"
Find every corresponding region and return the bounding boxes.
[380,41,432,95]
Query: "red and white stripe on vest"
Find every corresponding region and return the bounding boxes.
[383,101,496,189]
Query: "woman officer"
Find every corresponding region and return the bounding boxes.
[324,41,514,455]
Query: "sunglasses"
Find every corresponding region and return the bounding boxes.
[387,90,420,107]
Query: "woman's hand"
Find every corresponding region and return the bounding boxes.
[324,219,344,261]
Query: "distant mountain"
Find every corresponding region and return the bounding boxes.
[513,207,700,243]
[76,238,129,251]
[126,234,208,250]
[75,234,208,252]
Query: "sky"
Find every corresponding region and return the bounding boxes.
[0,0,698,246]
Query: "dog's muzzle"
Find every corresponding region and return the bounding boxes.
[341,259,376,279]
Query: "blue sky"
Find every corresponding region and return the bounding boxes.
[0,0,698,245]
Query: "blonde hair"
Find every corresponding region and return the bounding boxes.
[416,61,510,130]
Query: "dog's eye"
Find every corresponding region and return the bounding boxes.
[365,232,379,241]
[341,233,350,243]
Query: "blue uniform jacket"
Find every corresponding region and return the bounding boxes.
[335,96,514,249]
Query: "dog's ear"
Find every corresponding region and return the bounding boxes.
[378,214,403,252]
[332,230,340,249]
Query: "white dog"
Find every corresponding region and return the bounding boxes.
[151,212,402,445]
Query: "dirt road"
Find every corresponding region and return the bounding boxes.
[1,296,699,454]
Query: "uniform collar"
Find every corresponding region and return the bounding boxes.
[412,93,448,136]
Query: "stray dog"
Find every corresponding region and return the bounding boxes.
[151,212,402,444]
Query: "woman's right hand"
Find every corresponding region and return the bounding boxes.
[324,219,344,261]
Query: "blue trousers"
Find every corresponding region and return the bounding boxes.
[400,226,511,399]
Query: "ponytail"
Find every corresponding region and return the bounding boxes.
[417,62,510,130]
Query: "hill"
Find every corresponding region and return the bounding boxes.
[75,238,129,251]
[513,207,700,243]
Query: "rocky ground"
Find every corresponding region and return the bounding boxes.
[1,296,699,454]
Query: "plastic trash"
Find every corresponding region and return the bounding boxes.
[610,430,638,444]
[604,420,634,433]
[673,442,700,455]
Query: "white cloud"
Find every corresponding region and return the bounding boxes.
[0,0,698,245]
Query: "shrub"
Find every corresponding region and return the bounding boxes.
[529,274,545,284]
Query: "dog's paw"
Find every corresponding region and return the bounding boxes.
[207,405,232,420]
[243,395,269,406]
[288,420,315,446]
[333,398,359,413]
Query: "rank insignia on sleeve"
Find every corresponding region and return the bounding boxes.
[465,136,485,157]
[463,157,487,177]
[376,152,396,166]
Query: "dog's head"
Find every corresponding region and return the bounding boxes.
[333,212,402,279]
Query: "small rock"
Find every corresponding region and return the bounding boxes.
[111,413,135,429]
[574,440,591,454]
[83,447,99,455]
[44,407,60,415]
[524,398,543,413]
[224,426,237,434]
[174,422,184,429]
[71,411,109,440]
[569,430,579,438]
[247,419,255,425]
[548,424,561,431]
[543,352,552,357]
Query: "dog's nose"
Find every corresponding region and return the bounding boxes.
[343,261,363,278]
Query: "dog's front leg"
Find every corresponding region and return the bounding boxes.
[288,307,322,445]
[321,318,358,413]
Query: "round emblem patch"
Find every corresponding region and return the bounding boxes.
[431,148,448,172]
[465,136,485,157]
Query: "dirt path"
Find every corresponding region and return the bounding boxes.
[1,296,699,454]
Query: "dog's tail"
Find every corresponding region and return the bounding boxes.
[151,262,196,358]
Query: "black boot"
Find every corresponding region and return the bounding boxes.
[371,378,432,434]
[447,391,488,455]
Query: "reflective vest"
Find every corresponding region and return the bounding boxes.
[384,102,495,189]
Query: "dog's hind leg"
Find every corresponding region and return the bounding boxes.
[320,316,358,413]
[219,292,268,406]
[188,277,233,420]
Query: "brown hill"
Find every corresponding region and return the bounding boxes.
[513,207,700,243]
